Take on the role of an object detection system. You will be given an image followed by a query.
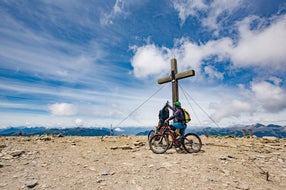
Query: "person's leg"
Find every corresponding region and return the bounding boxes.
[172,123,184,151]
[172,122,184,136]
[169,124,176,131]
[180,127,186,136]
[173,123,187,136]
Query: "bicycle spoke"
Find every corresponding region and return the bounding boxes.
[149,134,169,154]
[182,133,202,153]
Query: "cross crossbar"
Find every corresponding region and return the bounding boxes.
[157,58,195,105]
[157,70,195,84]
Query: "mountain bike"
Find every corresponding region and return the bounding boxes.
[149,125,202,154]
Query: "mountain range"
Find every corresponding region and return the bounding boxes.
[0,123,285,138]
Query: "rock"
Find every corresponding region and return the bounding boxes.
[2,154,13,160]
[134,141,145,147]
[39,135,52,141]
[278,158,284,163]
[10,150,25,157]
[220,157,227,160]
[97,179,104,183]
[0,162,4,168]
[26,179,38,188]
[221,169,230,176]
[120,145,133,150]
[262,136,278,141]
[100,170,110,176]
[227,155,236,159]
[236,183,250,190]
[88,166,96,171]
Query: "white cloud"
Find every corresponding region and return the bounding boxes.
[113,0,125,14]
[177,37,232,71]
[114,127,124,132]
[207,78,286,123]
[230,15,286,69]
[75,118,83,126]
[251,80,286,112]
[203,66,224,80]
[100,0,128,25]
[201,0,241,31]
[210,99,253,122]
[269,76,282,86]
[173,0,241,30]
[173,0,207,25]
[48,103,78,116]
[130,44,171,78]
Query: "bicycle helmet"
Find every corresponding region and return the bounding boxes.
[174,101,181,107]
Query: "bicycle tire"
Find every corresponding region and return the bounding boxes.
[149,134,169,154]
[162,131,173,149]
[182,133,202,153]
[147,130,155,141]
[166,134,173,149]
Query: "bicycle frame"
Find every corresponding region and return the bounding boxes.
[157,124,169,134]
[162,125,181,147]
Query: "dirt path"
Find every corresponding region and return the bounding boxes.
[0,135,285,190]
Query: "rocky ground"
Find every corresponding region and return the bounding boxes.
[0,135,285,190]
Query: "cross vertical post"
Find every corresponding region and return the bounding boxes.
[157,58,195,106]
[171,58,179,104]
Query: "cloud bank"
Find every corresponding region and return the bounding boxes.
[48,103,78,116]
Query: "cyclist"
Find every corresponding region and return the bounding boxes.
[156,103,169,134]
[164,101,186,137]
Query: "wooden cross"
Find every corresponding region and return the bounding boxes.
[157,58,195,105]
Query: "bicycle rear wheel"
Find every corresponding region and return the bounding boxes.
[149,134,169,154]
[182,133,202,153]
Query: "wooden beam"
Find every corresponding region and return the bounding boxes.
[157,69,195,84]
[175,69,195,80]
[157,76,172,84]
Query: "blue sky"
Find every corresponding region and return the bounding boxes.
[1,0,286,129]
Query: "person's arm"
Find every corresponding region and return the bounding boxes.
[165,109,178,123]
[166,115,175,121]
[167,103,175,112]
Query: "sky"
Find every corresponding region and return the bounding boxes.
[1,0,286,129]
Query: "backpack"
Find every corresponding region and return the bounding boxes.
[181,108,191,123]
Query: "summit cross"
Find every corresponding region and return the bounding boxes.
[157,58,195,105]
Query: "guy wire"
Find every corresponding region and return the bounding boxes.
[179,84,221,128]
[114,84,167,128]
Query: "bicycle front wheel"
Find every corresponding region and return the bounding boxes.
[149,134,169,154]
[182,133,202,153]
[147,130,155,141]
